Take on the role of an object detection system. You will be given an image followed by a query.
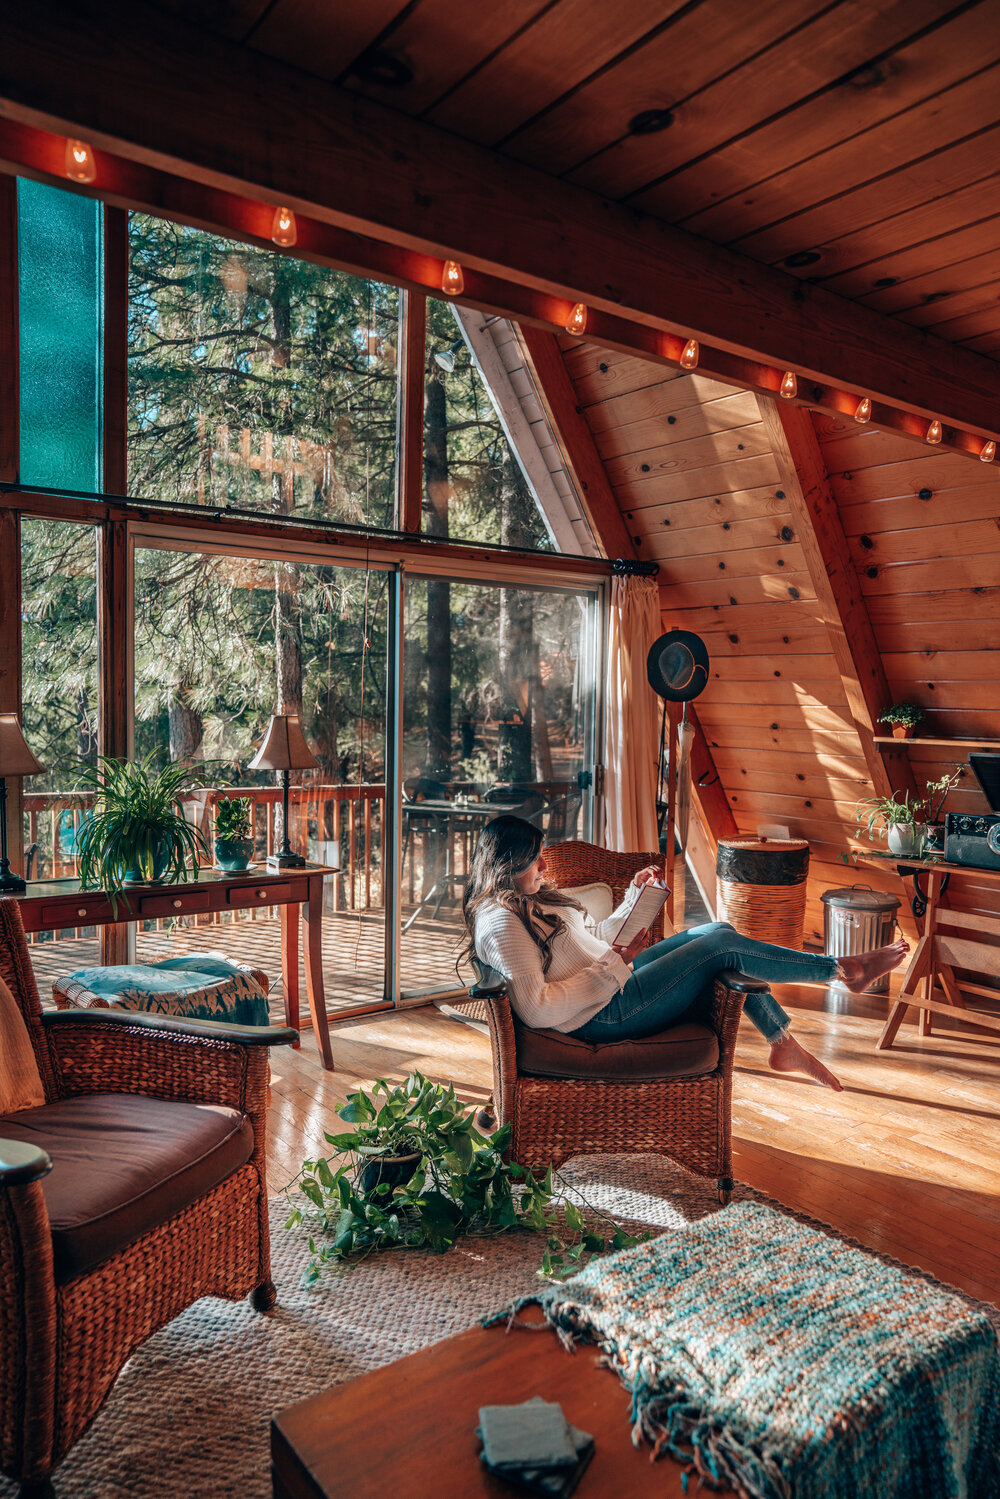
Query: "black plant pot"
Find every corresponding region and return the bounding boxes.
[922,821,945,854]
[357,1150,421,1197]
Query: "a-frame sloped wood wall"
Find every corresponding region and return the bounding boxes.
[554,335,999,947]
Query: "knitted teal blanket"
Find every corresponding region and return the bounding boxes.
[488,1202,999,1499]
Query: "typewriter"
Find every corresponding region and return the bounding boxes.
[943,754,1000,871]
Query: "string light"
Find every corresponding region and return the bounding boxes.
[926,419,942,444]
[441,260,464,296]
[779,370,798,400]
[854,397,871,424]
[271,207,297,247]
[64,139,96,183]
[680,338,699,370]
[981,440,996,463]
[565,303,588,336]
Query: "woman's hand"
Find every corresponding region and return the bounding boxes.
[611,932,646,966]
[631,864,662,889]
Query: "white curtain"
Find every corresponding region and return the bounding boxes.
[602,574,662,852]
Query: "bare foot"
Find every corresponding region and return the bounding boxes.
[769,1032,843,1092]
[836,940,910,994]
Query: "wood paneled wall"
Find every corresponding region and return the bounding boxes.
[558,335,999,946]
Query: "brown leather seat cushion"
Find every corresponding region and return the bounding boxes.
[514,1018,719,1082]
[0,1093,254,1282]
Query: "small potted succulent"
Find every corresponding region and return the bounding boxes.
[214,795,255,871]
[855,790,926,856]
[877,702,925,740]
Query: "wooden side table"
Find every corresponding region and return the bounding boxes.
[16,864,337,1070]
[854,854,1000,1050]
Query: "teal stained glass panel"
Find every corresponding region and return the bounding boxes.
[18,178,103,491]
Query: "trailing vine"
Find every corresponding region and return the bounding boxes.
[284,1073,648,1282]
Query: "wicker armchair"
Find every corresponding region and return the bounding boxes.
[469,839,765,1200]
[0,898,297,1498]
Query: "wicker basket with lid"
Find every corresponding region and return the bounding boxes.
[715,836,810,948]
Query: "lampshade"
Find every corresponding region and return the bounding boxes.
[0,715,45,777]
[248,714,319,772]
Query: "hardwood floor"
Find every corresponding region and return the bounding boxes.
[268,982,1000,1304]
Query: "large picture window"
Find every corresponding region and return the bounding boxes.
[127,216,400,527]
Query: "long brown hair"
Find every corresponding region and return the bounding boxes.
[460,815,582,974]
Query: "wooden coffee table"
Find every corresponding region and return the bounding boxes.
[271,1306,735,1498]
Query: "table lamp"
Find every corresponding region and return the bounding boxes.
[249,713,318,871]
[0,714,45,894]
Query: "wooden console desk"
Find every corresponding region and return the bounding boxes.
[16,864,337,1070]
[854,854,1000,1050]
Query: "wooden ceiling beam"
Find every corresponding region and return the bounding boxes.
[519,326,736,846]
[2,1,1000,446]
[757,401,918,813]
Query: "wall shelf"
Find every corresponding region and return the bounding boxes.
[873,737,1000,750]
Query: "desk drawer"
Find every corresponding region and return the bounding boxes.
[39,898,116,928]
[227,882,296,910]
[138,890,211,919]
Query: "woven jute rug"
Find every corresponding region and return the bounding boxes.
[4,1157,997,1499]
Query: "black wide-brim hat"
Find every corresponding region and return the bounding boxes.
[646,630,710,702]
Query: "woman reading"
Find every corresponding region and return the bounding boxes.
[462,816,908,1092]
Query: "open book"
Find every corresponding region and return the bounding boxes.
[607,878,669,947]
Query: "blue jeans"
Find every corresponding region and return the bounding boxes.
[571,922,839,1045]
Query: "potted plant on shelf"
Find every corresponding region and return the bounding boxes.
[76,755,209,898]
[877,702,925,740]
[214,795,255,871]
[855,790,926,857]
[921,765,965,853]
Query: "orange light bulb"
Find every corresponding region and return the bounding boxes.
[271,207,297,247]
[854,397,871,424]
[680,338,699,370]
[565,303,588,336]
[441,260,464,296]
[64,139,96,184]
[981,440,996,463]
[779,370,797,400]
[926,419,942,444]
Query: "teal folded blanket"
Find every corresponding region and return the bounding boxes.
[488,1201,1000,1499]
[69,956,270,1027]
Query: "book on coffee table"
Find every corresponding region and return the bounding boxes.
[607,878,669,947]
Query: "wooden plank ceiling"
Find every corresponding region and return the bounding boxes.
[555,334,999,943]
[156,0,1000,360]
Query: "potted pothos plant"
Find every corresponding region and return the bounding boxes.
[855,790,926,857]
[285,1073,646,1283]
[877,702,925,740]
[214,795,255,871]
[76,755,209,900]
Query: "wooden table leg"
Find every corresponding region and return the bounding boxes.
[877,935,929,1051]
[280,902,300,1046]
[303,872,334,1071]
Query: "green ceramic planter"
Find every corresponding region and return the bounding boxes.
[214,836,255,872]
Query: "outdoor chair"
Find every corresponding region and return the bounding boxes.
[467,839,762,1200]
[0,896,297,1498]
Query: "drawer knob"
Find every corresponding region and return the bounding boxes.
[77,907,88,918]
[256,889,267,899]
[172,899,182,909]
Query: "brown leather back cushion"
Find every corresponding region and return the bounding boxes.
[514,1018,719,1082]
[0,1093,254,1282]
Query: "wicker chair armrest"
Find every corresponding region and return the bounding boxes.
[41,1012,276,1118]
[0,1138,53,1185]
[42,1009,297,1046]
[709,970,756,1059]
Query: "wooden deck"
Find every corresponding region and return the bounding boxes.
[26,904,473,1016]
[262,981,1000,1306]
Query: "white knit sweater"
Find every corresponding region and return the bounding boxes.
[473,897,634,1033]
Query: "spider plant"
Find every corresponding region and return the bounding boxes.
[75,755,209,896]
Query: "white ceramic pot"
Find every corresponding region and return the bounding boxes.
[886,823,919,857]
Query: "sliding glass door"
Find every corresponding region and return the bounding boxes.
[396,574,600,1002]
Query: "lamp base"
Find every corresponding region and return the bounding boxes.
[0,871,27,894]
[266,851,307,871]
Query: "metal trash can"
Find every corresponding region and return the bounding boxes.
[821,886,901,994]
